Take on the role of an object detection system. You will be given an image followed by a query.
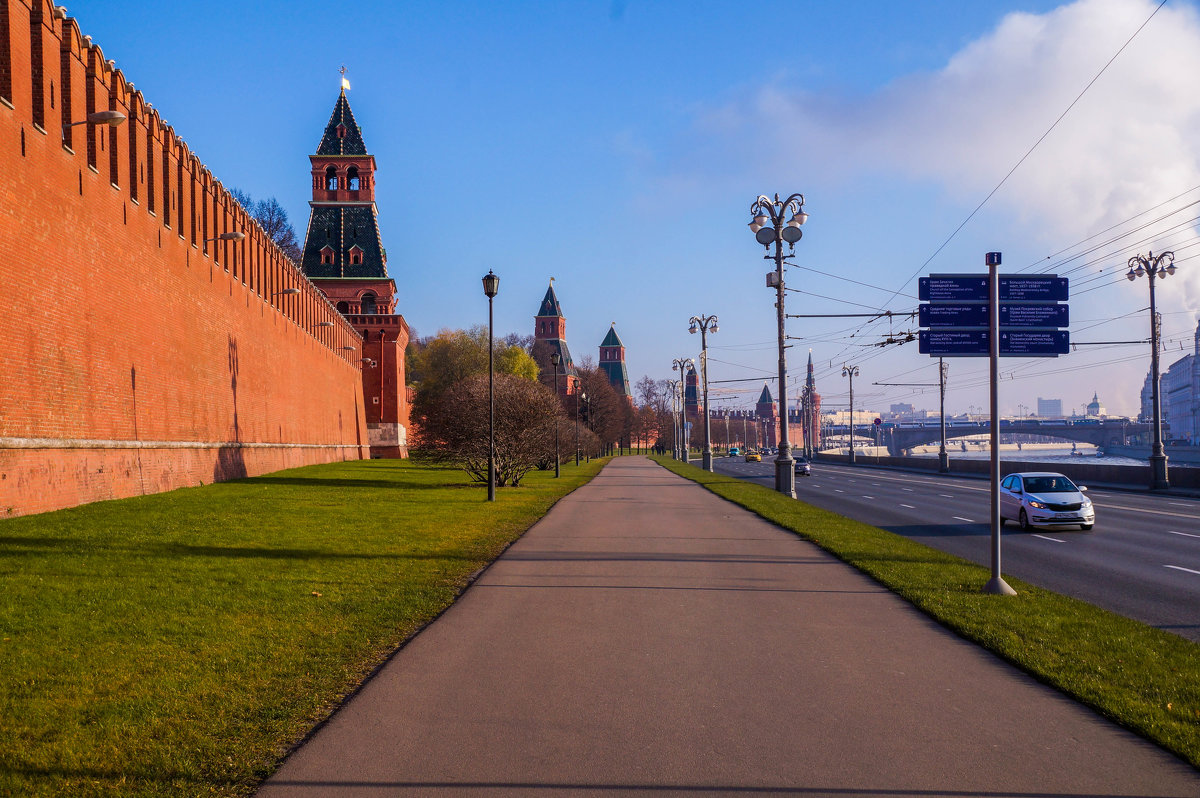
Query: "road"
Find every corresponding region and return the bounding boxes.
[713,454,1200,642]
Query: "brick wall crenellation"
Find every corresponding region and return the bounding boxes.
[0,0,370,516]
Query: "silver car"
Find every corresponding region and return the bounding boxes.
[1000,472,1095,531]
[794,456,811,476]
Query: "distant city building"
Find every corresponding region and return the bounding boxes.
[1086,392,1105,418]
[1142,316,1200,443]
[1037,398,1063,418]
[888,403,915,420]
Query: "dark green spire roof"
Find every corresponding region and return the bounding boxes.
[537,282,563,317]
[316,90,367,156]
[600,324,623,348]
[757,384,774,404]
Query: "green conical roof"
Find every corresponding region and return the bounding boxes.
[757,384,773,404]
[316,90,367,156]
[600,324,623,348]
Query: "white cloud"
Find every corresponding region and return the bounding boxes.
[688,0,1200,313]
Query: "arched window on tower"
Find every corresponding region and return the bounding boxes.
[361,293,377,314]
[336,301,349,313]
[325,165,338,191]
[347,166,360,191]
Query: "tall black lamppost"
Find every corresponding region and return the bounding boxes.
[843,364,859,465]
[482,270,499,501]
[689,314,719,471]
[582,392,592,462]
[938,358,949,473]
[666,379,682,460]
[551,351,561,478]
[1127,250,1176,490]
[671,358,694,462]
[749,192,807,498]
[575,390,583,466]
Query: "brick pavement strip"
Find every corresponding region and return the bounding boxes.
[259,456,1199,797]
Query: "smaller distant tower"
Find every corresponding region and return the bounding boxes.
[598,323,632,404]
[756,383,778,449]
[534,279,578,396]
[685,365,699,417]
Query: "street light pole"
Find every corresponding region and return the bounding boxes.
[938,358,949,473]
[843,365,859,465]
[671,358,694,463]
[575,390,584,466]
[482,271,500,501]
[551,351,561,478]
[749,192,807,498]
[689,314,719,471]
[1128,251,1176,489]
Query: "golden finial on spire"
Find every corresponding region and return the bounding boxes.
[339,65,350,91]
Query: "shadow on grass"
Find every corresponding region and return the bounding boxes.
[241,476,475,490]
[0,536,72,548]
[154,543,481,561]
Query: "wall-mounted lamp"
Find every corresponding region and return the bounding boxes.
[204,231,246,243]
[63,109,125,137]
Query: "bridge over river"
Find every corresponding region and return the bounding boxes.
[824,420,1148,457]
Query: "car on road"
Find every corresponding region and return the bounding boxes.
[744,451,761,462]
[1000,472,1095,531]
[794,456,811,476]
[728,447,740,457]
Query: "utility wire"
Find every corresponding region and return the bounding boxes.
[881,0,1169,308]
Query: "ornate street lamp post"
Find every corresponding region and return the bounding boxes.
[689,314,719,471]
[671,358,694,462]
[551,351,561,478]
[843,364,859,465]
[1127,250,1176,489]
[482,270,499,501]
[749,192,807,497]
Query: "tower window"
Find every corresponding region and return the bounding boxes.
[347,166,360,191]
[349,247,363,265]
[325,165,338,190]
[336,124,346,139]
[361,293,377,314]
[320,245,335,265]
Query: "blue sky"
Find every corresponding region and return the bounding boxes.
[77,0,1200,418]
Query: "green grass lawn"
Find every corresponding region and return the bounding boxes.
[0,456,608,797]
[652,455,1200,769]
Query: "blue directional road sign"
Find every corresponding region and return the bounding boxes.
[1000,276,1068,302]
[998,330,1069,355]
[919,304,989,328]
[919,330,989,356]
[919,274,1068,302]
[919,276,989,302]
[998,303,1069,328]
[920,330,1070,357]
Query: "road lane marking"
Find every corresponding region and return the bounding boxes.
[1165,565,1200,576]
[834,489,845,493]
[863,495,875,499]
[940,494,955,498]
[1032,534,1066,543]
[952,516,974,523]
[1168,530,1200,539]
[1169,502,1190,507]
[902,488,914,492]
[900,503,916,509]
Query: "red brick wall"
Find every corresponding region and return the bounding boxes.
[0,1,369,517]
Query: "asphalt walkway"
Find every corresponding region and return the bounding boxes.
[259,456,1199,797]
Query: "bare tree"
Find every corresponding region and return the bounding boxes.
[229,189,303,263]
[436,374,561,486]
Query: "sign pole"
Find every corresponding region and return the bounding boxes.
[984,252,1016,596]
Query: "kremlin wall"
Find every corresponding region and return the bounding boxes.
[0,2,370,516]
